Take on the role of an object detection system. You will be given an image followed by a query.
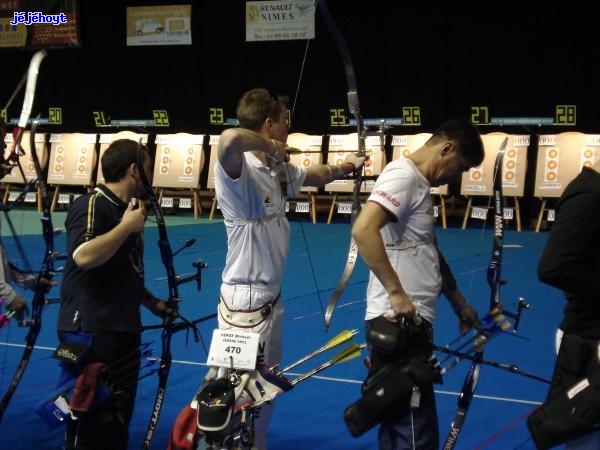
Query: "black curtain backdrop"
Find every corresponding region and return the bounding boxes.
[1,1,599,134]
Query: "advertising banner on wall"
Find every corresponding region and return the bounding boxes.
[126,5,191,46]
[246,0,315,42]
[0,0,80,48]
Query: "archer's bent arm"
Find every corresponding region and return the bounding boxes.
[217,128,285,179]
[436,240,480,332]
[73,203,145,270]
[351,201,416,319]
[303,153,366,186]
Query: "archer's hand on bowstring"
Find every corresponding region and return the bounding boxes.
[266,138,291,175]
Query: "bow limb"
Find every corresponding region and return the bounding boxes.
[17,52,47,130]
[0,50,47,269]
[487,138,507,311]
[2,50,47,181]
[319,0,366,330]
[442,137,507,449]
[0,51,49,423]
[0,48,45,267]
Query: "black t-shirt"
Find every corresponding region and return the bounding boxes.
[57,185,144,333]
[538,167,600,337]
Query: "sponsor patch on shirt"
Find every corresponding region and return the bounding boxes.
[373,189,400,207]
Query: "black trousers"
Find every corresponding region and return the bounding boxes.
[59,331,141,450]
[364,318,439,450]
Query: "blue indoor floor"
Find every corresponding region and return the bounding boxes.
[0,211,560,450]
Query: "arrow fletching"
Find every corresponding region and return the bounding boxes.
[278,328,358,374]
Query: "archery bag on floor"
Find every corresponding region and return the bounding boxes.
[169,364,293,449]
[168,368,235,450]
[527,367,600,449]
[343,356,439,437]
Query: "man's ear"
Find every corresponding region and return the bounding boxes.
[129,162,140,179]
[262,117,276,139]
[440,141,455,157]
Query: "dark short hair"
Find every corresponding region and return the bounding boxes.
[101,139,148,182]
[236,88,289,132]
[428,118,485,167]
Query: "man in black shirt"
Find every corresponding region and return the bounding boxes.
[533,158,600,449]
[57,139,173,450]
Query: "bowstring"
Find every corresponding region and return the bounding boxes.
[289,1,316,120]
[462,140,502,295]
[283,156,326,318]
[284,0,326,318]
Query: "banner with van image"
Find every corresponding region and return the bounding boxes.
[126,4,191,46]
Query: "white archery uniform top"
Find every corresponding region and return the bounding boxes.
[215,152,306,296]
[365,157,441,323]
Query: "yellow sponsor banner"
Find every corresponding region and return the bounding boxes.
[0,18,27,47]
[246,0,315,42]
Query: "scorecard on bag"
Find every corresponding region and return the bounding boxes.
[206,329,260,371]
